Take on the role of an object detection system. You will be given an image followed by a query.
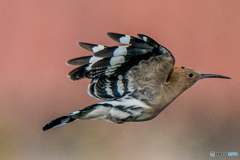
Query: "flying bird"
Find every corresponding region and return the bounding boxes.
[43,32,230,131]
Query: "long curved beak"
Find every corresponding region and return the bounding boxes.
[200,74,231,79]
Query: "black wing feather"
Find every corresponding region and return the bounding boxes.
[78,42,106,52]
[67,33,174,100]
[66,56,91,66]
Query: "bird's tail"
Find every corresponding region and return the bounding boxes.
[42,103,113,131]
[43,97,149,131]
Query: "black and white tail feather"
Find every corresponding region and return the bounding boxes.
[43,32,174,131]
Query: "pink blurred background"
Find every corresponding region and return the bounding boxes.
[0,1,239,159]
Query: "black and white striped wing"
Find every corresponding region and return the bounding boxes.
[67,33,175,100]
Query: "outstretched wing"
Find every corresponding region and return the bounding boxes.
[67,33,175,101]
[43,33,175,131]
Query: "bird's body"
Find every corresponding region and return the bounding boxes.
[43,33,230,131]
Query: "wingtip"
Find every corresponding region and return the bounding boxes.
[67,72,79,81]
[107,32,123,42]
[107,32,116,37]
[65,60,72,66]
[77,42,90,50]
[42,124,51,131]
[77,42,85,48]
[137,34,144,38]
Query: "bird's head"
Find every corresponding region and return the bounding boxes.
[168,67,231,90]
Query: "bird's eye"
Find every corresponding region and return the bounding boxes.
[188,73,193,77]
[181,66,185,69]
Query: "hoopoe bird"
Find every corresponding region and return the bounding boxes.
[43,33,230,131]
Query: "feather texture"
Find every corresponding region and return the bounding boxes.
[43,32,178,131]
